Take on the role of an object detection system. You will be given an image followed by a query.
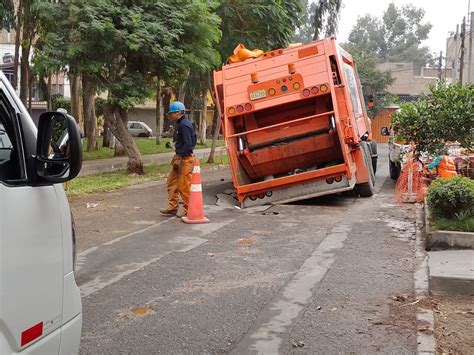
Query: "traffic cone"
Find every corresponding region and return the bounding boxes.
[182,160,209,224]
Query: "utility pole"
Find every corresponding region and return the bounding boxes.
[438,51,443,80]
[468,12,473,83]
[459,17,466,84]
[453,24,460,83]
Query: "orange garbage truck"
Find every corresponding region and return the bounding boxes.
[213,37,377,207]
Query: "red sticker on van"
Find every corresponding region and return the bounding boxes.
[21,322,43,346]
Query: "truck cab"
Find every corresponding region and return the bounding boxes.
[0,71,83,353]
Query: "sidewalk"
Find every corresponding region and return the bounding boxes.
[79,146,227,176]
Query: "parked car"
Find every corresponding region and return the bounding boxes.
[127,121,153,137]
[0,71,82,353]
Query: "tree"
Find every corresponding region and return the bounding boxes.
[0,0,14,30]
[346,48,394,117]
[392,82,474,155]
[292,0,342,43]
[347,3,433,66]
[216,0,304,58]
[151,0,221,146]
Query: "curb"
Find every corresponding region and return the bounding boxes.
[415,204,436,354]
[427,250,474,296]
[424,200,474,250]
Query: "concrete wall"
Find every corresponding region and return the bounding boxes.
[377,62,453,95]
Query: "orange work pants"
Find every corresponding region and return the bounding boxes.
[166,155,194,213]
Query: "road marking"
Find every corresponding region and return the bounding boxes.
[235,225,350,354]
[78,221,232,298]
[76,218,174,264]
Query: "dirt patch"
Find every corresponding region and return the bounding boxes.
[431,295,474,354]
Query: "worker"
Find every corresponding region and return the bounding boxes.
[427,149,457,179]
[160,101,197,217]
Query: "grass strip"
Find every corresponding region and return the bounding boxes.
[432,216,474,232]
[66,155,229,198]
[82,138,224,160]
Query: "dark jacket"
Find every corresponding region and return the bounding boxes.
[175,115,196,157]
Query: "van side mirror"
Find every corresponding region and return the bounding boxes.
[381,127,389,136]
[36,112,83,182]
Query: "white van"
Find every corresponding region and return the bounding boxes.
[0,72,82,353]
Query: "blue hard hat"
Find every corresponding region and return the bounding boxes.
[168,101,186,113]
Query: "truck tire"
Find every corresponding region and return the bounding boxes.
[389,160,401,180]
[356,142,375,197]
[368,140,378,174]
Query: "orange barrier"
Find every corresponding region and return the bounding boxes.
[182,160,210,224]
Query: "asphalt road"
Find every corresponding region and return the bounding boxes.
[74,145,420,354]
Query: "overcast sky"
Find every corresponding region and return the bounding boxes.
[336,0,471,55]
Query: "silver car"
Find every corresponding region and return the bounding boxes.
[127,121,153,137]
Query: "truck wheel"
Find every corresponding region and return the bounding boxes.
[372,157,378,174]
[357,142,375,197]
[369,140,378,174]
[389,160,401,180]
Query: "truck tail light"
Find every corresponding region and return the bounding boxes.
[269,88,276,96]
[228,107,236,115]
[244,103,252,111]
[302,88,310,97]
[293,82,300,90]
[320,84,328,92]
[236,105,244,113]
[335,175,342,182]
[326,177,334,184]
[311,86,319,94]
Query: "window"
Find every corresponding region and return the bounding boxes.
[0,95,21,182]
[343,62,363,117]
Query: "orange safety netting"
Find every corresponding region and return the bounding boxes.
[395,157,428,204]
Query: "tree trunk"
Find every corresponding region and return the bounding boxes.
[83,74,98,151]
[155,82,163,145]
[12,1,22,91]
[200,88,207,145]
[104,103,144,174]
[103,119,111,148]
[28,66,33,113]
[70,73,83,124]
[207,112,222,164]
[47,75,52,110]
[207,72,223,163]
[177,68,190,102]
[19,45,30,106]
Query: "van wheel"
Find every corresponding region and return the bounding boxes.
[356,142,375,197]
[389,160,401,180]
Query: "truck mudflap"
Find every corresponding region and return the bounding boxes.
[241,174,357,208]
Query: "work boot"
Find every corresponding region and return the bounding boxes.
[160,208,177,216]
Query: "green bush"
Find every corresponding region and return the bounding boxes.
[51,93,71,113]
[427,176,474,218]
